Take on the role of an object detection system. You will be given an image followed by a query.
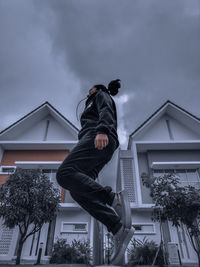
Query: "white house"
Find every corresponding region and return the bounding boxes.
[0,100,199,265]
[125,100,200,265]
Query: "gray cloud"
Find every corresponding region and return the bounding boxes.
[0,0,81,131]
[35,0,200,134]
[0,0,200,148]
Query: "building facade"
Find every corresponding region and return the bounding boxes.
[125,100,200,265]
[0,100,199,265]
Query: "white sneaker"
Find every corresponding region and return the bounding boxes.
[111,189,132,229]
[110,225,135,265]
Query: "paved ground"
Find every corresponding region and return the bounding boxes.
[0,264,89,267]
[0,265,199,267]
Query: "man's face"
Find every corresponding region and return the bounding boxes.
[88,87,97,97]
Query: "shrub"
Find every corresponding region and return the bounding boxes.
[127,237,165,266]
[71,239,92,264]
[50,237,92,265]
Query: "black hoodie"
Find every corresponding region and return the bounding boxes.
[78,89,119,148]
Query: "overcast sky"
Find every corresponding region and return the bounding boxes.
[0,0,200,149]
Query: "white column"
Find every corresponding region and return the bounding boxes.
[0,145,4,163]
[132,142,142,205]
[90,216,94,260]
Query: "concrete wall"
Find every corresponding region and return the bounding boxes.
[0,218,18,262]
[0,146,3,163]
[18,115,76,141]
[136,115,170,141]
[168,221,198,263]
[0,150,69,166]
[169,115,199,140]
[64,190,76,203]
[129,210,161,245]
[147,149,200,165]
[20,223,49,259]
[1,114,77,141]
[98,147,119,191]
[0,150,69,202]
[137,152,153,204]
[54,210,91,245]
[137,149,200,204]
[134,114,200,141]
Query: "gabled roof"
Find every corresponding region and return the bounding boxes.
[0,101,79,138]
[127,100,200,149]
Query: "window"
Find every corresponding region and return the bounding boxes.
[74,224,86,231]
[0,166,16,174]
[153,169,200,188]
[134,225,142,231]
[132,223,156,235]
[42,169,57,173]
[61,222,88,233]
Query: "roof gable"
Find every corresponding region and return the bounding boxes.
[0,101,79,141]
[128,100,200,148]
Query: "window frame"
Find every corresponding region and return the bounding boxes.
[152,168,200,188]
[60,222,88,234]
[132,222,156,235]
[0,166,16,174]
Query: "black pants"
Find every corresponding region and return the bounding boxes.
[56,130,122,235]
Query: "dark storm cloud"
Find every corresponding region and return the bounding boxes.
[34,0,200,142]
[0,0,200,148]
[0,0,81,132]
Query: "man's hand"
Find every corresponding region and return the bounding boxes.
[94,133,109,150]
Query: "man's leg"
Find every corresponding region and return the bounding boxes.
[70,191,122,235]
[56,131,121,234]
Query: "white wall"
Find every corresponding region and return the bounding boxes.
[168,221,198,263]
[54,210,91,245]
[136,149,200,204]
[128,210,161,246]
[136,115,170,141]
[98,147,119,191]
[21,223,49,258]
[17,115,76,141]
[133,114,199,141]
[137,152,153,204]
[147,150,200,165]
[0,218,18,262]
[169,116,199,140]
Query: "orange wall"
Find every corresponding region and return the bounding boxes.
[0,150,69,202]
[0,174,9,185]
[0,150,69,166]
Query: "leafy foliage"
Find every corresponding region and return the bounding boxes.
[141,172,200,264]
[141,172,200,230]
[71,239,92,264]
[0,168,61,230]
[127,237,164,266]
[0,167,61,264]
[50,237,92,265]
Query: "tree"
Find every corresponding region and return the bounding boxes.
[0,168,61,265]
[141,172,200,266]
